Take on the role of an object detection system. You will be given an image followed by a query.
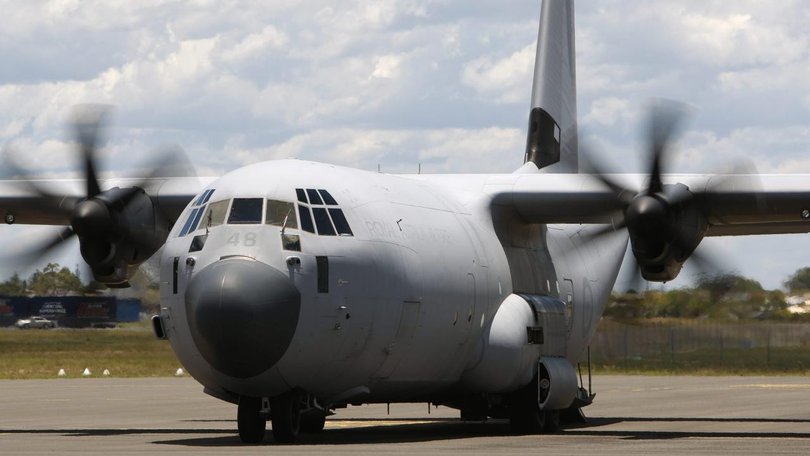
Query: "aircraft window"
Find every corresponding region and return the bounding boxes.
[328,208,353,236]
[319,189,338,205]
[228,198,264,224]
[298,205,315,233]
[202,200,229,229]
[282,234,301,252]
[200,189,215,205]
[188,205,206,232]
[266,200,298,229]
[194,188,215,206]
[189,234,208,253]
[296,188,308,204]
[312,208,336,236]
[306,189,323,205]
[179,208,200,237]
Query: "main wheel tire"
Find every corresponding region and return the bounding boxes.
[271,392,301,443]
[22,324,29,329]
[237,396,266,444]
[509,377,545,434]
[300,411,326,433]
[544,409,561,433]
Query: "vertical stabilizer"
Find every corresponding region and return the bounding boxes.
[523,0,577,173]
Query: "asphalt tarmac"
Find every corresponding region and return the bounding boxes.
[1,375,809,455]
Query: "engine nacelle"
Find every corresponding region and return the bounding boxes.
[76,187,170,287]
[627,183,709,282]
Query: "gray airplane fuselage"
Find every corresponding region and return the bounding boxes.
[159,160,626,404]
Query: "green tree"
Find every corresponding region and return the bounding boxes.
[784,267,810,293]
[28,263,85,296]
[0,272,28,296]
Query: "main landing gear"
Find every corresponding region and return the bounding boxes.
[508,375,562,434]
[237,391,327,444]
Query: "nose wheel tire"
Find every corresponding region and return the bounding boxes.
[271,391,302,443]
[544,409,561,433]
[237,396,266,444]
[300,410,326,433]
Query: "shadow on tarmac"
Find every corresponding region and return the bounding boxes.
[4,415,810,447]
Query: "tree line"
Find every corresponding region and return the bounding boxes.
[607,267,810,321]
[0,263,91,297]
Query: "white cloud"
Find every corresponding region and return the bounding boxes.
[461,43,534,103]
[370,54,404,80]
[582,97,635,128]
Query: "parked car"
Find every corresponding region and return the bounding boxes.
[15,316,56,329]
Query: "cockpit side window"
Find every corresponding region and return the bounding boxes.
[266,200,297,229]
[228,198,264,224]
[318,189,338,205]
[179,207,201,237]
[179,188,217,237]
[202,200,229,229]
[294,187,354,237]
[328,208,353,236]
[298,205,315,233]
[306,189,323,205]
[312,208,336,236]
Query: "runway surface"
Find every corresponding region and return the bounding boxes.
[1,375,809,455]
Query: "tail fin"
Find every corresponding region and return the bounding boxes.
[522,0,577,173]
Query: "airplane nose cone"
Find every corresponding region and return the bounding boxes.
[185,258,300,378]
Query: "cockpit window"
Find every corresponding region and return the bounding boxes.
[228,198,263,224]
[319,189,338,205]
[194,188,215,206]
[266,200,297,229]
[298,205,315,233]
[306,189,323,205]
[179,207,201,237]
[294,187,353,237]
[328,208,353,236]
[312,208,336,236]
[202,200,229,229]
[179,188,217,237]
[296,188,308,204]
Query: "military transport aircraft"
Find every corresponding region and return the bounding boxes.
[3,0,810,444]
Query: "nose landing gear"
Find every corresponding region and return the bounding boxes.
[237,391,328,444]
[270,391,302,443]
[237,396,266,444]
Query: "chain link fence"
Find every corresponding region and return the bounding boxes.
[588,318,810,372]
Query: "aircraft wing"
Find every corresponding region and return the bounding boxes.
[486,173,810,236]
[0,177,212,226]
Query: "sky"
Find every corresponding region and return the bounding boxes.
[1,0,810,290]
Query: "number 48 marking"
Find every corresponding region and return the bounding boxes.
[226,232,257,246]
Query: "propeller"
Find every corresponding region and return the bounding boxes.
[4,104,194,287]
[581,100,755,286]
